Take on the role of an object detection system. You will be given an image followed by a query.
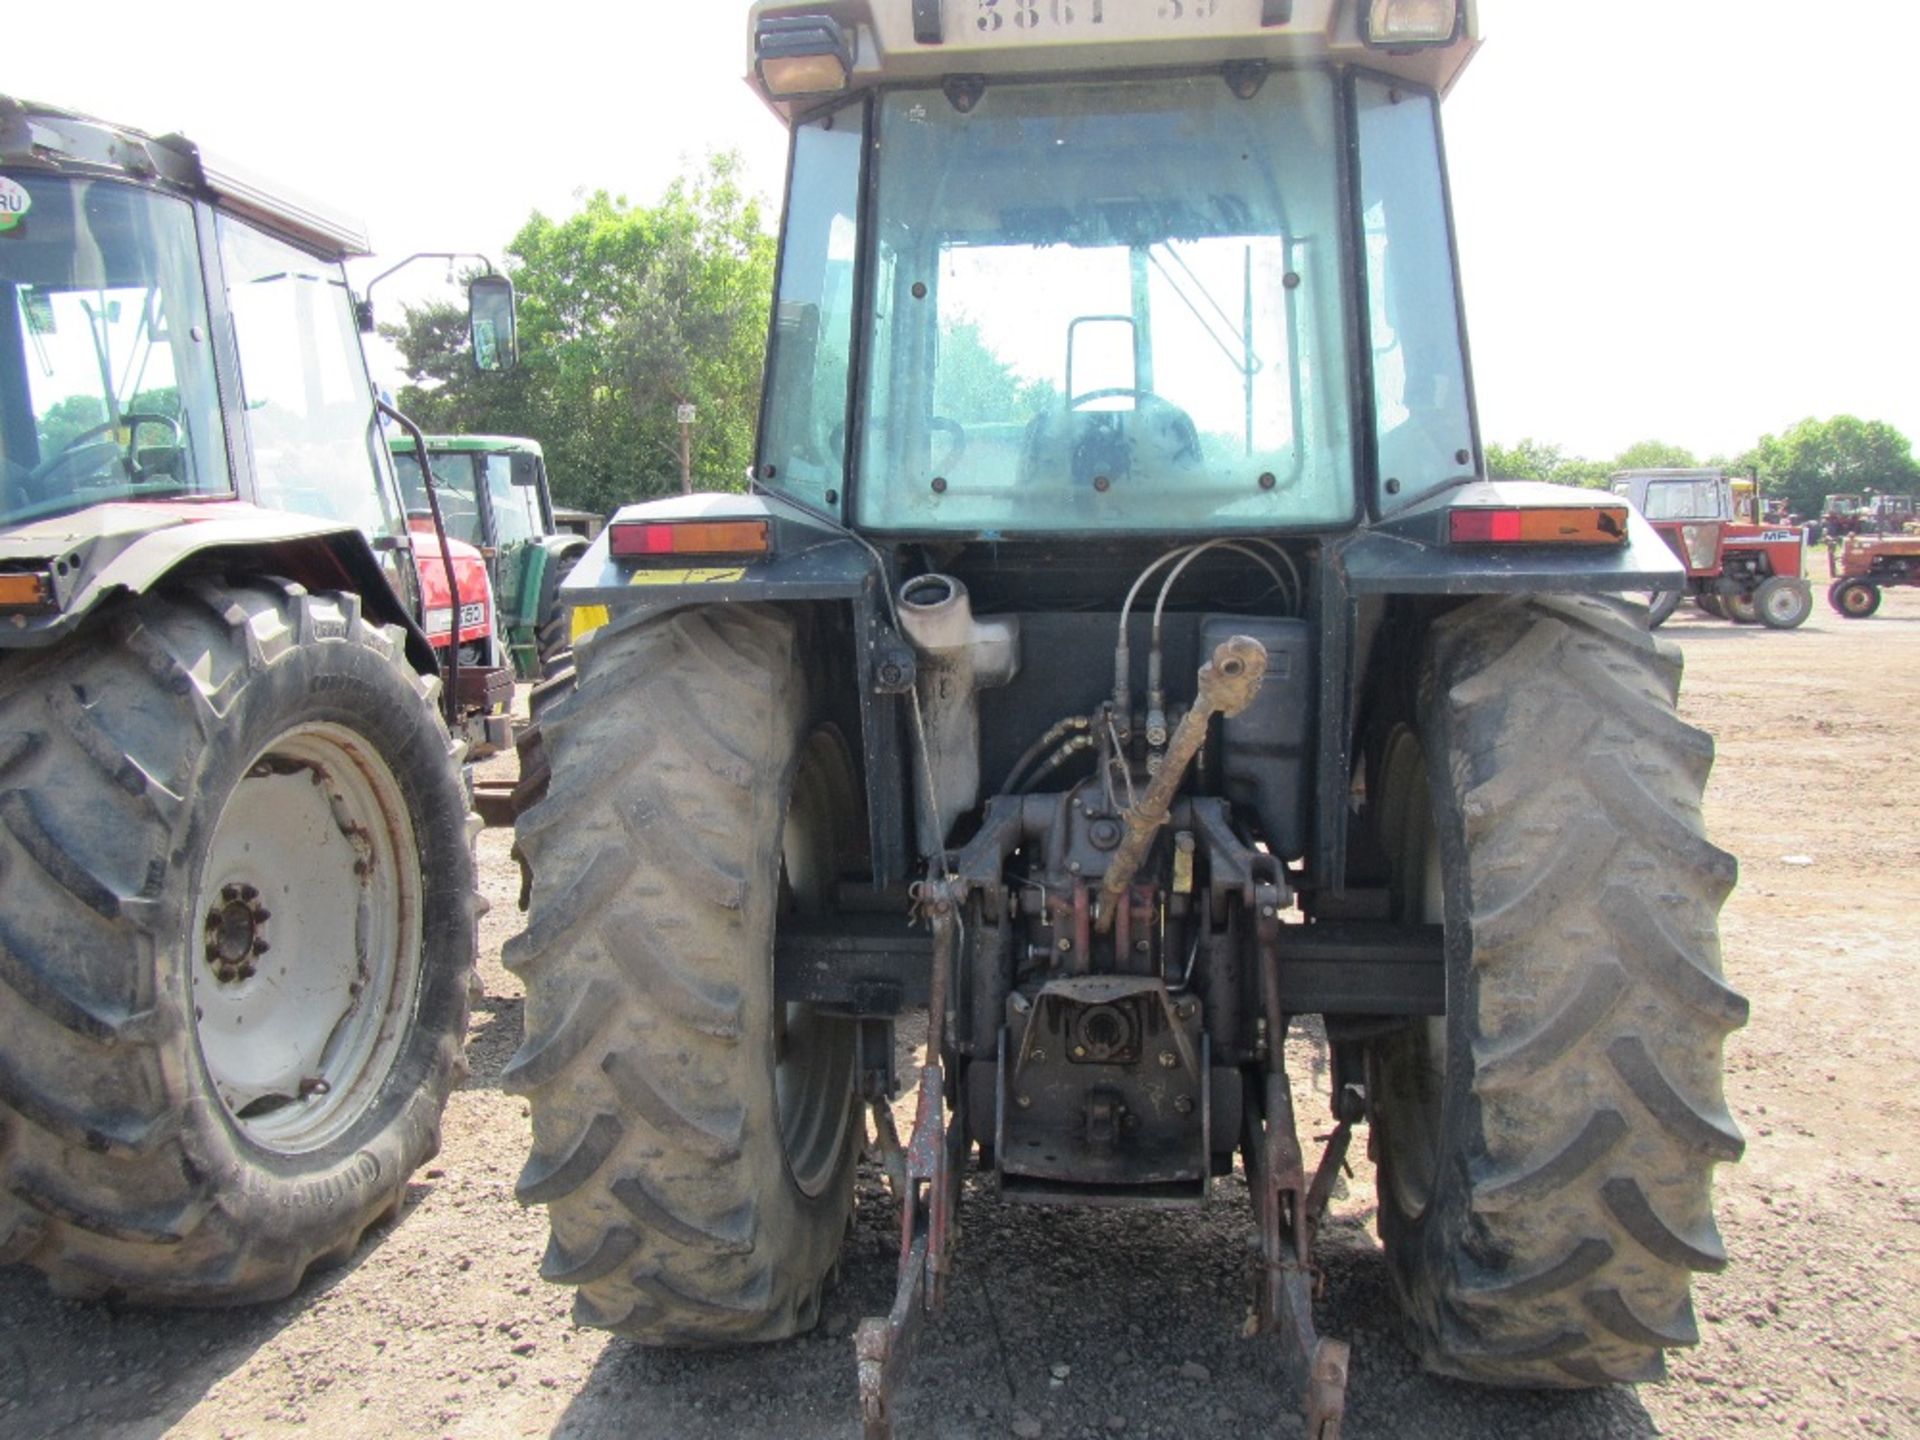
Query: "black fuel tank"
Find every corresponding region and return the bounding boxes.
[1199,614,1313,861]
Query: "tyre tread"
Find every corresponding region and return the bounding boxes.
[1381,593,1747,1388]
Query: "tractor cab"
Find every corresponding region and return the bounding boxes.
[0,98,515,751]
[1869,492,1916,532]
[390,434,589,679]
[749,1,1489,537]
[1614,467,1730,575]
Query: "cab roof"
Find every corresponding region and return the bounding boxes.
[0,93,371,258]
[746,0,1481,122]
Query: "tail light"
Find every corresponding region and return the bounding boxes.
[608,519,772,560]
[1450,505,1629,546]
[0,572,54,612]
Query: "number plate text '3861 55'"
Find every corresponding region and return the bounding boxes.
[958,0,1257,42]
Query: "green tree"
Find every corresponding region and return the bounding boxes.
[385,153,776,517]
[35,394,108,456]
[1612,439,1698,472]
[1484,437,1610,489]
[934,321,1060,422]
[1741,416,1920,519]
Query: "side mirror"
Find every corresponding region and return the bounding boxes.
[469,274,518,373]
[509,453,541,488]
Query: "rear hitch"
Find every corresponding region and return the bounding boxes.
[1247,1069,1352,1440]
[855,888,965,1440]
[1248,878,1354,1440]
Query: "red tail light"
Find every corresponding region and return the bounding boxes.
[608,520,772,559]
[1450,506,1628,546]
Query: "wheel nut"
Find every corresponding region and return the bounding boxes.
[1158,1051,1178,1069]
[1174,1096,1193,1115]
[1017,1095,1032,1109]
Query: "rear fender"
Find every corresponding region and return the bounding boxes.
[560,492,907,883]
[0,503,436,673]
[1338,480,1687,596]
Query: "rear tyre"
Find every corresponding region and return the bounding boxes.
[1829,579,1881,619]
[1724,591,1759,624]
[0,580,475,1303]
[1644,589,1681,628]
[507,605,860,1342]
[1694,593,1726,619]
[1754,576,1812,630]
[1369,594,1746,1387]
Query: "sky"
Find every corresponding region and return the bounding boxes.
[5,0,1916,463]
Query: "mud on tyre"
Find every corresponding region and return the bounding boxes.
[1368,594,1748,1386]
[0,578,476,1304]
[506,604,860,1342]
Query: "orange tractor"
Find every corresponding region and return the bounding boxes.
[1828,532,1920,617]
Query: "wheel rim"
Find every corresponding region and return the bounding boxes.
[1764,585,1807,625]
[1727,594,1758,622]
[1842,584,1875,616]
[1372,729,1448,1219]
[192,723,423,1155]
[774,733,857,1199]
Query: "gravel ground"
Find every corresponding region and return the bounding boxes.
[2,591,1917,1439]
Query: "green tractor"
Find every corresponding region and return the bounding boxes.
[509,6,1746,1435]
[0,95,509,1305]
[389,434,590,680]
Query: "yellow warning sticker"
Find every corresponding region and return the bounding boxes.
[569,605,611,643]
[625,567,748,587]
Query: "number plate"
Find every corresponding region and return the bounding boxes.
[950,0,1263,43]
[458,601,486,629]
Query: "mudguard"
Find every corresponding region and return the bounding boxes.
[1336,480,1686,596]
[0,500,436,673]
[559,492,878,636]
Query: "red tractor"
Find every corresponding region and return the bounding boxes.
[1613,469,1813,628]
[1822,492,1867,537]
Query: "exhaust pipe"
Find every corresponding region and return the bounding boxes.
[897,575,1019,854]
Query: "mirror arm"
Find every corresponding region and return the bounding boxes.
[355,252,498,332]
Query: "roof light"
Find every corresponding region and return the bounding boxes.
[1364,0,1463,49]
[608,519,772,560]
[755,15,853,99]
[1450,506,1629,547]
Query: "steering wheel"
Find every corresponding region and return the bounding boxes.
[1069,388,1157,412]
[1066,388,1202,470]
[26,413,183,497]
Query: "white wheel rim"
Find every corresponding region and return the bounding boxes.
[192,723,423,1155]
[1765,586,1805,624]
